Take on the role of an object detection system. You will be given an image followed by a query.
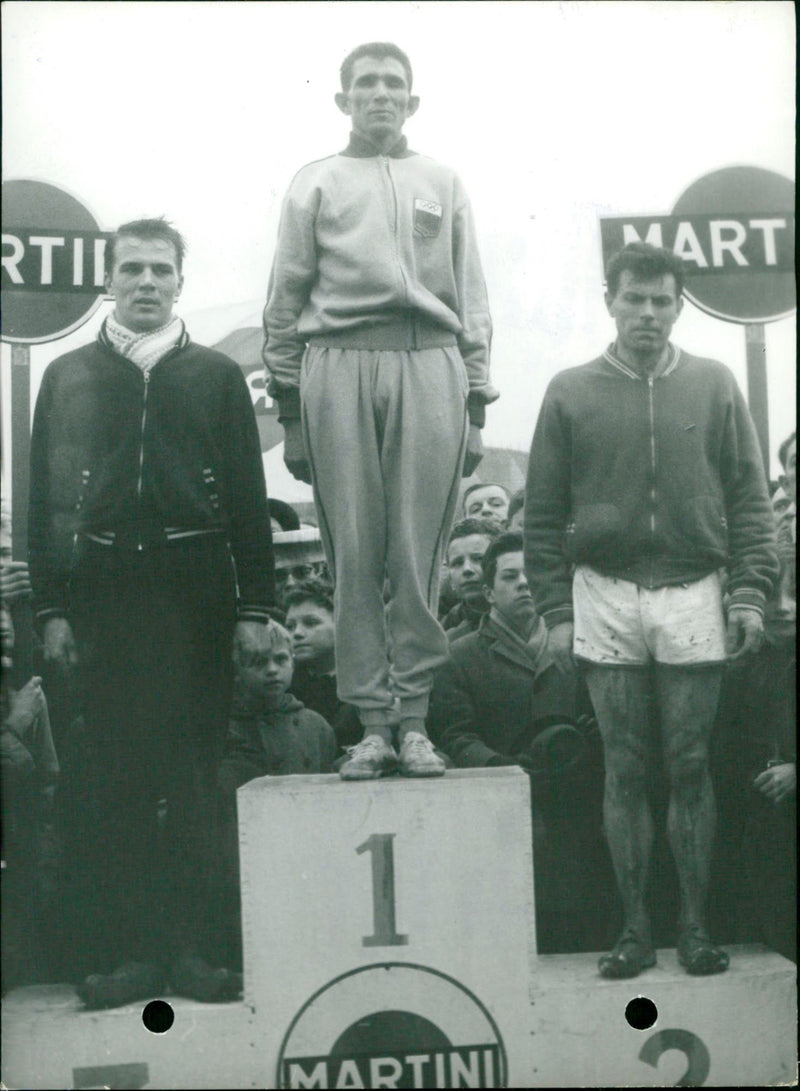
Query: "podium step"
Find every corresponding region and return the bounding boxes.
[2,771,796,1088]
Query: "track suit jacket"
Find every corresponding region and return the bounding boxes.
[524,344,779,630]
[262,133,497,721]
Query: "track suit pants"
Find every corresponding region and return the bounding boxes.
[301,344,469,728]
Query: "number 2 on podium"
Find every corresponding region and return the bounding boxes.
[357,834,409,947]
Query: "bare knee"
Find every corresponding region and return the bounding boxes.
[666,743,709,794]
[605,749,647,800]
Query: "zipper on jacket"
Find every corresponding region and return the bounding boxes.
[380,155,411,320]
[137,372,150,551]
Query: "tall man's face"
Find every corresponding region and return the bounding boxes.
[105,235,183,333]
[335,55,419,147]
[605,270,682,360]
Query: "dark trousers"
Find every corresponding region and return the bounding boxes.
[62,535,237,975]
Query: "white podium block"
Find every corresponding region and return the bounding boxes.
[528,945,796,1087]
[3,768,795,1089]
[237,767,536,1088]
[0,987,257,1090]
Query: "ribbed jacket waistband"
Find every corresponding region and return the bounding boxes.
[309,317,457,352]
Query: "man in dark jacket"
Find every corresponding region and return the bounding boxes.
[524,242,779,979]
[427,532,609,952]
[28,218,276,1008]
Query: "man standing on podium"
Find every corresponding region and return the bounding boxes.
[264,42,497,780]
[524,242,778,978]
[29,217,275,1008]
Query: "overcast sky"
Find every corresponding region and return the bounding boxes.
[2,0,796,479]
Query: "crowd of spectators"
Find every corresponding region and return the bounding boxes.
[3,433,795,993]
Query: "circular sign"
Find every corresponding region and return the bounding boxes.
[276,962,508,1088]
[1,179,107,344]
[672,166,795,323]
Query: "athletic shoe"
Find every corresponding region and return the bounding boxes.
[169,954,243,1002]
[598,928,657,979]
[677,926,729,975]
[76,961,166,1010]
[339,735,398,780]
[398,732,446,777]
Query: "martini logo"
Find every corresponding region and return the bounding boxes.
[277,963,507,1089]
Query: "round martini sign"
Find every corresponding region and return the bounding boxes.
[276,962,507,1089]
[599,165,795,324]
[1,179,110,344]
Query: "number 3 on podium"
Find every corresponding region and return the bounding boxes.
[357,834,409,947]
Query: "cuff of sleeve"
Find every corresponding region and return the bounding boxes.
[728,589,766,616]
[542,606,574,629]
[467,393,486,429]
[268,383,301,423]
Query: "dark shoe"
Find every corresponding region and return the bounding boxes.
[76,961,166,1010]
[598,928,656,979]
[677,926,729,975]
[169,954,243,1003]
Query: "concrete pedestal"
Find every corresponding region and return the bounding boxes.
[1,769,796,1088]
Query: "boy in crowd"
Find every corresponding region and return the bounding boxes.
[285,579,362,750]
[442,518,501,642]
[217,621,337,969]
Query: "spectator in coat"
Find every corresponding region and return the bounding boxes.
[427,533,611,952]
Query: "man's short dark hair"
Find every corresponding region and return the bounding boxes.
[282,577,334,615]
[605,242,685,299]
[462,481,510,511]
[507,489,525,524]
[482,531,524,589]
[447,517,501,550]
[105,217,187,275]
[778,430,796,469]
[340,42,413,91]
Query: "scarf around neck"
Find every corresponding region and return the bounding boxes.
[103,313,186,373]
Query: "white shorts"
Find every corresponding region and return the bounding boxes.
[573,566,727,667]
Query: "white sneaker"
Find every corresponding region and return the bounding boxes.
[398,732,446,777]
[339,735,398,781]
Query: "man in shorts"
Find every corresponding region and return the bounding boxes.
[524,242,778,978]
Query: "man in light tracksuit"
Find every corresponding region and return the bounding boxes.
[264,42,497,779]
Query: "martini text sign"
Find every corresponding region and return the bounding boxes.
[236,768,536,1088]
[1,179,110,344]
[599,165,796,324]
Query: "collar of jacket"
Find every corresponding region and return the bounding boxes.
[479,613,552,677]
[341,132,414,158]
[602,341,681,380]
